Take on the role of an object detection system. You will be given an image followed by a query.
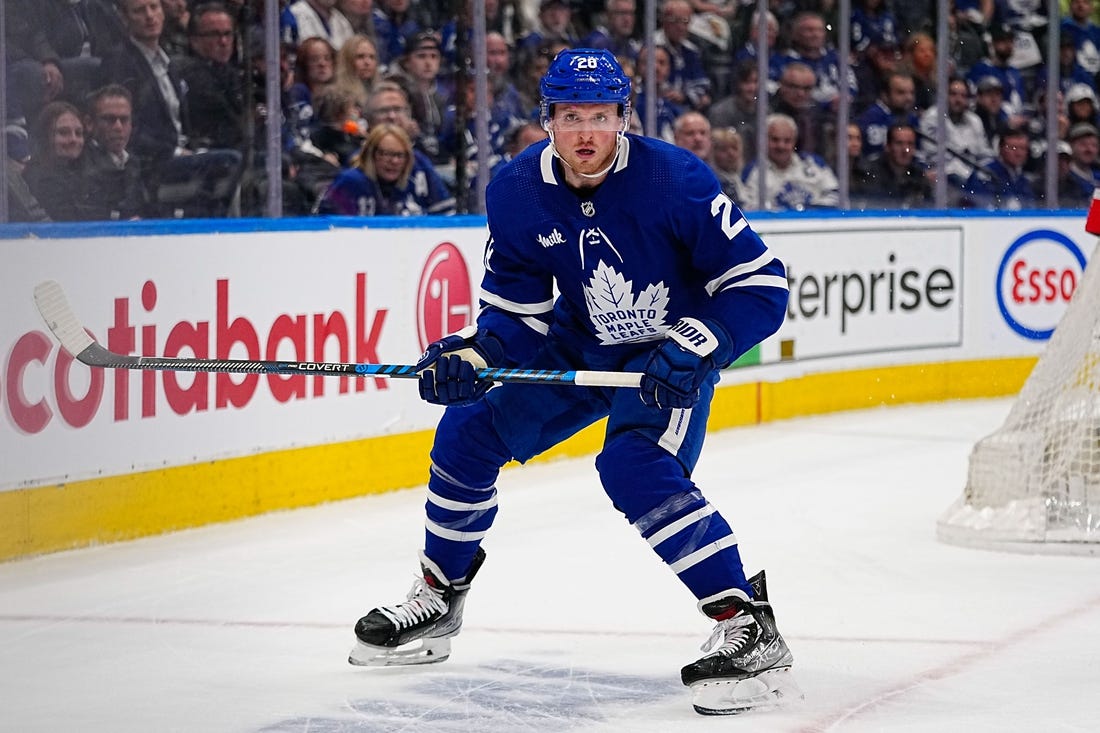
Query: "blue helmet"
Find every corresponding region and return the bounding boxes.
[539,48,631,126]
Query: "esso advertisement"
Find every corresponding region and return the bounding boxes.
[417,242,475,351]
[997,229,1088,340]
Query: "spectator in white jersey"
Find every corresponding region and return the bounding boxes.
[740,112,839,210]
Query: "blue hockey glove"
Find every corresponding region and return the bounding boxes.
[416,326,505,406]
[640,318,731,410]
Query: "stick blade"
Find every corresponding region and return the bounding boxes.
[33,281,95,358]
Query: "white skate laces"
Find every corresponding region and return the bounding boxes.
[377,575,448,630]
[701,613,754,655]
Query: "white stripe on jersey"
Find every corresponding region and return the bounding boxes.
[426,487,498,512]
[645,504,717,548]
[658,407,691,454]
[669,534,740,574]
[720,274,790,292]
[704,250,777,295]
[480,289,555,315]
[520,316,550,334]
[425,519,490,542]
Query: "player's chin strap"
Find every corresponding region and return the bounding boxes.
[546,129,627,181]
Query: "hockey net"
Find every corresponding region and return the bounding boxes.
[937,239,1100,556]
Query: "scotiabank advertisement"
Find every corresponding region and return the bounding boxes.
[1,225,486,491]
[1,213,1096,492]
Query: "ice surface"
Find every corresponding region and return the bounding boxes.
[2,398,1099,732]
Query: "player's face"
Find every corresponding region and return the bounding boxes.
[548,102,623,182]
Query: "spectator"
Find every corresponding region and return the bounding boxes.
[333,34,382,111]
[5,125,50,222]
[517,0,580,63]
[514,38,570,118]
[100,0,243,217]
[338,0,379,40]
[1062,0,1100,76]
[709,126,744,203]
[740,112,839,210]
[708,59,759,160]
[632,44,682,142]
[966,24,1027,121]
[857,71,920,159]
[582,0,642,63]
[281,0,355,51]
[176,3,247,152]
[484,32,527,123]
[81,84,146,220]
[393,31,450,164]
[853,38,902,114]
[288,36,338,144]
[845,121,877,205]
[973,75,1010,145]
[161,0,191,57]
[899,32,938,111]
[1034,35,1095,102]
[23,101,86,221]
[673,111,712,162]
[774,11,855,114]
[315,122,455,215]
[1066,83,1100,128]
[772,61,831,158]
[851,0,899,57]
[962,125,1036,210]
[1066,122,1100,199]
[918,76,995,187]
[1042,140,1094,208]
[310,85,367,166]
[372,0,423,67]
[655,0,711,112]
[489,120,547,180]
[863,123,933,208]
[732,10,779,78]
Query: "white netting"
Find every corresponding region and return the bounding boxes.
[937,243,1100,556]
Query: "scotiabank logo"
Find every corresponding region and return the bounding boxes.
[4,274,387,435]
[417,242,474,351]
[996,230,1087,340]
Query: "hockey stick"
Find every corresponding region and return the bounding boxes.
[32,281,644,388]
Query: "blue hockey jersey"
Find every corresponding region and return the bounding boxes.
[478,134,789,369]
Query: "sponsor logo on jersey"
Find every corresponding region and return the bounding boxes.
[537,228,566,248]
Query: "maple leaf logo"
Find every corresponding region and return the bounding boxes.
[584,261,669,345]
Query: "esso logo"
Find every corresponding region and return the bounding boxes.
[996,229,1087,340]
[417,242,474,351]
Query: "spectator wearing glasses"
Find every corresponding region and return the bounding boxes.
[176,3,247,152]
[962,125,1037,210]
[771,62,828,157]
[315,122,455,215]
[81,84,146,219]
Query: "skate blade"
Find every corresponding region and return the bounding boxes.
[689,667,803,716]
[348,637,452,667]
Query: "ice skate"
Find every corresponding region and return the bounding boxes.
[349,548,486,667]
[680,570,802,715]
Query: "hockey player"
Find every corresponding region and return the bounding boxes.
[349,48,799,715]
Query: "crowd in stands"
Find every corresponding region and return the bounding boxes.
[5,0,1100,221]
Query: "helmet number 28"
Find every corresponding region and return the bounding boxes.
[575,56,599,69]
[710,193,746,240]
